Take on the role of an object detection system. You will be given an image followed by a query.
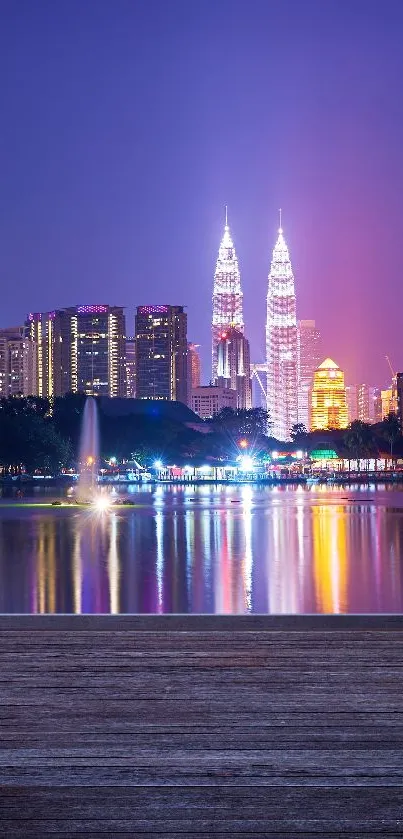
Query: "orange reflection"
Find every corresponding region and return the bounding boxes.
[312,505,347,613]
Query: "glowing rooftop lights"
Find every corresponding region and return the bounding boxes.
[77,305,109,314]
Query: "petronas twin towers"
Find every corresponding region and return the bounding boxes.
[212,212,297,440]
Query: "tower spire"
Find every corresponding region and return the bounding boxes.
[225,204,228,228]
[279,207,282,233]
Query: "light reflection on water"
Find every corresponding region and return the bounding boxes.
[0,484,403,613]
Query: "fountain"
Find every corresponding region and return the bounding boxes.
[77,397,100,502]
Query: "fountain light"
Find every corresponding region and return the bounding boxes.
[93,496,111,512]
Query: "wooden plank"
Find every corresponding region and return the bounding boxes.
[1,617,403,835]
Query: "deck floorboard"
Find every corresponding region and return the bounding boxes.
[1,615,403,836]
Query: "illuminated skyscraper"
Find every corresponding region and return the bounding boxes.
[135,305,187,403]
[0,327,37,397]
[346,385,359,423]
[187,343,201,406]
[297,320,322,430]
[216,327,252,409]
[26,305,126,398]
[311,358,348,431]
[212,211,244,381]
[357,384,378,424]
[125,337,136,398]
[266,217,297,440]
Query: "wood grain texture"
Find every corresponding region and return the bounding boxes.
[1,616,403,836]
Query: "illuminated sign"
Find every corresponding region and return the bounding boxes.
[310,449,338,460]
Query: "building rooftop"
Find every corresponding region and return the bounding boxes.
[318,357,340,370]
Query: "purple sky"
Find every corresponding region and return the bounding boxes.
[1,0,403,387]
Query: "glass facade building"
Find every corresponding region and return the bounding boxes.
[135,305,187,404]
[26,305,126,398]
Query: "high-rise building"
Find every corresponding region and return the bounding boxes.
[381,386,397,419]
[191,384,237,419]
[396,374,403,430]
[187,343,201,406]
[135,305,187,403]
[26,305,126,398]
[0,329,37,397]
[216,327,252,409]
[125,337,136,398]
[357,384,378,423]
[212,212,244,381]
[266,219,297,440]
[311,358,348,431]
[346,385,359,424]
[297,320,322,430]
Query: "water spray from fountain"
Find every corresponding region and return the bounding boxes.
[77,397,100,502]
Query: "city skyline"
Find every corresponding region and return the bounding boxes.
[1,1,403,388]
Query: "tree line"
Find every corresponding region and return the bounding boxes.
[0,395,401,476]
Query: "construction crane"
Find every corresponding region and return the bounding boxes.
[386,355,396,381]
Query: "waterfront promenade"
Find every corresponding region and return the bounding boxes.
[0,615,403,835]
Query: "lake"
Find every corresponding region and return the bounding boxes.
[0,483,402,614]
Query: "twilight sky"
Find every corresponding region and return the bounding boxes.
[1,0,403,387]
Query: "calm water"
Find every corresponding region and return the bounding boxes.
[1,484,403,614]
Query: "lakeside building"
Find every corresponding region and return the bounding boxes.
[191,384,237,419]
[187,343,201,407]
[266,219,297,440]
[216,326,252,409]
[0,327,36,397]
[212,211,244,381]
[26,305,126,398]
[135,305,187,404]
[125,337,136,398]
[297,320,322,430]
[311,358,348,431]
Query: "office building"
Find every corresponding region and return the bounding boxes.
[0,328,37,397]
[396,373,403,430]
[212,211,244,381]
[216,326,252,409]
[311,357,348,431]
[26,305,126,398]
[266,218,297,440]
[135,305,187,403]
[346,385,359,424]
[297,320,322,430]
[126,337,136,398]
[357,384,378,423]
[187,343,201,406]
[191,385,237,419]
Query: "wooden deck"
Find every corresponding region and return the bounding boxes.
[1,615,403,837]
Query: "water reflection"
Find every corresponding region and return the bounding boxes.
[0,485,403,613]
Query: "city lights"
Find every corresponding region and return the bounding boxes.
[266,220,298,441]
[154,460,163,469]
[212,212,244,380]
[240,455,254,471]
